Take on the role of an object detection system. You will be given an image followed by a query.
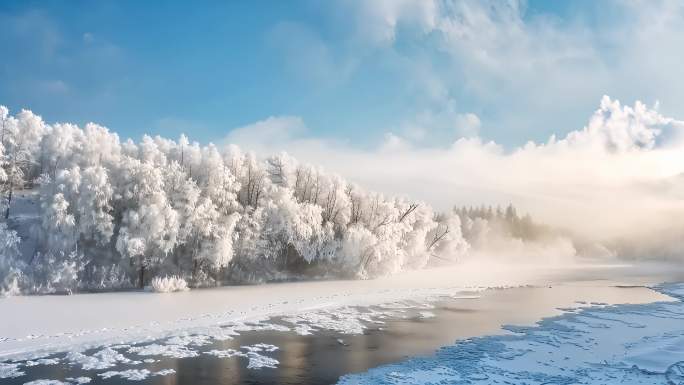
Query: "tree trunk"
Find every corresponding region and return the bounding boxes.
[4,186,12,219]
[138,260,145,289]
[192,259,198,282]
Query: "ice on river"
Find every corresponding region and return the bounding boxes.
[338,283,684,384]
[0,294,452,383]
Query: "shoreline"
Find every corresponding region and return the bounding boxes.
[1,279,674,384]
[1,262,681,362]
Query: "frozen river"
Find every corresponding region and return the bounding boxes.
[341,282,684,384]
[1,274,677,384]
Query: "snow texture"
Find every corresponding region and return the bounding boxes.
[2,264,509,362]
[205,349,246,359]
[98,368,175,381]
[241,343,279,353]
[66,377,91,384]
[0,362,23,378]
[165,333,212,346]
[66,347,138,370]
[205,344,280,369]
[245,353,279,370]
[24,358,60,367]
[280,302,423,335]
[22,379,90,385]
[1,292,464,381]
[338,283,684,384]
[127,343,199,359]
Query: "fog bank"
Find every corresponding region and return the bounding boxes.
[227,96,684,257]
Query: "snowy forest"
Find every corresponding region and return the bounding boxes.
[0,107,563,295]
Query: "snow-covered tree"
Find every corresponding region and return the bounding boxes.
[1,109,45,218]
[0,105,490,293]
[116,159,179,287]
[76,166,115,246]
[0,223,23,296]
[40,189,76,253]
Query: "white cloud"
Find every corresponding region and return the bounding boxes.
[313,0,684,145]
[226,97,684,244]
[397,99,480,143]
[224,116,309,154]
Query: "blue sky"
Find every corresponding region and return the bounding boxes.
[2,0,684,148]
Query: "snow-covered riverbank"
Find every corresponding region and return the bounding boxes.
[0,275,673,385]
[0,263,676,362]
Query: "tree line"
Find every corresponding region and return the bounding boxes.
[0,107,477,294]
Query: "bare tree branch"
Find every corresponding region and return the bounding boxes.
[427,224,449,251]
[398,203,418,222]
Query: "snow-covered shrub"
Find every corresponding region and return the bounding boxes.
[1,275,21,297]
[81,264,134,291]
[24,251,85,295]
[150,276,188,293]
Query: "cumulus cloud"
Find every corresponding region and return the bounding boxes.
[307,0,684,146]
[225,96,684,250]
[248,1,684,254]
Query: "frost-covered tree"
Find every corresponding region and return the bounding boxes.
[0,223,23,296]
[426,213,469,264]
[0,105,485,293]
[186,198,241,283]
[263,189,336,266]
[76,166,115,246]
[1,109,45,218]
[40,189,76,253]
[116,159,179,287]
